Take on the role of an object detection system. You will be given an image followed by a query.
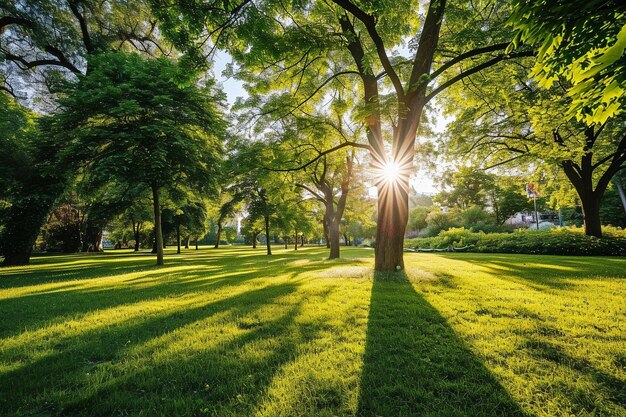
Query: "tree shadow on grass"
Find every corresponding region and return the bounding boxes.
[0,248,363,339]
[357,271,526,417]
[0,282,310,416]
[522,337,626,414]
[436,253,626,290]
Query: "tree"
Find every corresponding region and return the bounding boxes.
[407,207,431,236]
[152,0,534,271]
[0,94,71,265]
[441,55,626,237]
[49,52,225,265]
[1,0,168,99]
[1,1,174,265]
[434,168,495,210]
[213,193,243,249]
[509,0,626,124]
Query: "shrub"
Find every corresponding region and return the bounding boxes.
[406,227,626,256]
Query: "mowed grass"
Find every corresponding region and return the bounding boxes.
[0,247,624,417]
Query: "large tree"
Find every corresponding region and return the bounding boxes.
[48,52,225,265]
[440,56,626,237]
[155,0,533,270]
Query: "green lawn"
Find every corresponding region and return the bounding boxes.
[0,247,624,416]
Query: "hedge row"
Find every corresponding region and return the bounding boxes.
[404,227,626,256]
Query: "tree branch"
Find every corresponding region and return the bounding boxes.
[265,141,371,172]
[332,0,405,99]
[429,42,511,80]
[425,50,535,103]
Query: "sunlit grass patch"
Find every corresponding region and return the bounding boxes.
[0,247,624,416]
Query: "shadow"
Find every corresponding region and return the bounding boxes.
[357,271,526,416]
[0,247,364,339]
[522,337,626,413]
[0,282,308,416]
[436,253,626,290]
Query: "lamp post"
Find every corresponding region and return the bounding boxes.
[526,183,540,230]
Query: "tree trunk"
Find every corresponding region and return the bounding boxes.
[252,231,258,248]
[328,220,340,259]
[374,176,410,271]
[151,228,157,254]
[294,229,298,250]
[284,237,288,249]
[323,219,330,248]
[264,215,272,255]
[214,224,222,249]
[185,236,190,249]
[195,238,199,250]
[151,184,164,266]
[580,190,603,238]
[300,234,305,247]
[1,190,59,266]
[134,227,140,251]
[176,223,181,254]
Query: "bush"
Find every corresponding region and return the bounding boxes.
[405,227,626,256]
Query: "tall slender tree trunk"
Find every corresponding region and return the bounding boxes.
[151,184,164,266]
[176,223,181,254]
[264,215,272,255]
[294,229,298,250]
[134,226,140,251]
[328,220,340,259]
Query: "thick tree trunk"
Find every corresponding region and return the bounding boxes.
[214,224,222,249]
[264,215,272,255]
[580,190,603,238]
[176,224,181,254]
[195,238,199,250]
[374,176,410,271]
[151,184,164,266]
[185,236,190,249]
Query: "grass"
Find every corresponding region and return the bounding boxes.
[0,246,624,416]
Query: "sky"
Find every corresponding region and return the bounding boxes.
[212,50,444,196]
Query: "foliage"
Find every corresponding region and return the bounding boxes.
[41,204,83,253]
[509,0,626,124]
[407,227,626,256]
[406,206,431,236]
[0,94,36,233]
[0,0,171,104]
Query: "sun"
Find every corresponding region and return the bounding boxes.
[381,161,401,183]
